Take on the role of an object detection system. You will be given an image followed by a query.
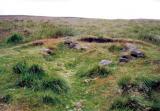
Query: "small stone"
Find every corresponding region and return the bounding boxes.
[74,44,82,50]
[43,48,54,55]
[99,60,112,65]
[64,39,77,48]
[64,39,88,50]
[74,100,84,111]
[84,78,97,84]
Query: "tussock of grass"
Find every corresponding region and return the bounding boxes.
[150,101,160,111]
[13,61,45,88]
[42,93,60,105]
[118,74,160,95]
[13,61,28,74]
[114,74,160,111]
[111,96,145,111]
[13,61,45,75]
[13,61,70,94]
[111,96,130,110]
[16,73,35,88]
[42,77,69,94]
[118,75,132,89]
[111,95,160,111]
[6,33,24,44]
[28,64,45,78]
[77,64,111,78]
[136,75,160,91]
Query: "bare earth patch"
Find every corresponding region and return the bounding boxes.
[79,37,153,47]
[31,38,63,48]
[0,104,30,111]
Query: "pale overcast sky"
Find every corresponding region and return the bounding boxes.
[0,0,160,19]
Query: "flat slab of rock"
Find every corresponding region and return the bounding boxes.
[130,50,145,58]
[64,40,77,48]
[64,39,88,50]
[119,55,131,63]
[118,43,145,63]
[99,60,112,65]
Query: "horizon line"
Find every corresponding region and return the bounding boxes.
[0,15,160,20]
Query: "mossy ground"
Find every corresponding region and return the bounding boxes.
[0,16,160,111]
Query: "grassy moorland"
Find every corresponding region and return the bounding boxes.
[0,15,160,111]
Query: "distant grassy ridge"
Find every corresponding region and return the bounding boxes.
[1,16,160,46]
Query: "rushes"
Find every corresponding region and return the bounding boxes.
[13,61,69,94]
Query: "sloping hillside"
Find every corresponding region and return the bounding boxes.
[0,16,160,111]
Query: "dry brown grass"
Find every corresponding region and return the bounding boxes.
[31,38,63,48]
[0,104,30,111]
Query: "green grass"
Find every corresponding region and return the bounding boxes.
[138,32,160,46]
[28,64,45,77]
[77,64,111,78]
[108,45,123,53]
[113,74,160,111]
[16,72,37,88]
[117,75,132,89]
[110,96,130,110]
[51,27,75,37]
[42,77,69,94]
[6,33,24,44]
[42,93,61,105]
[0,16,160,111]
[12,61,28,74]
